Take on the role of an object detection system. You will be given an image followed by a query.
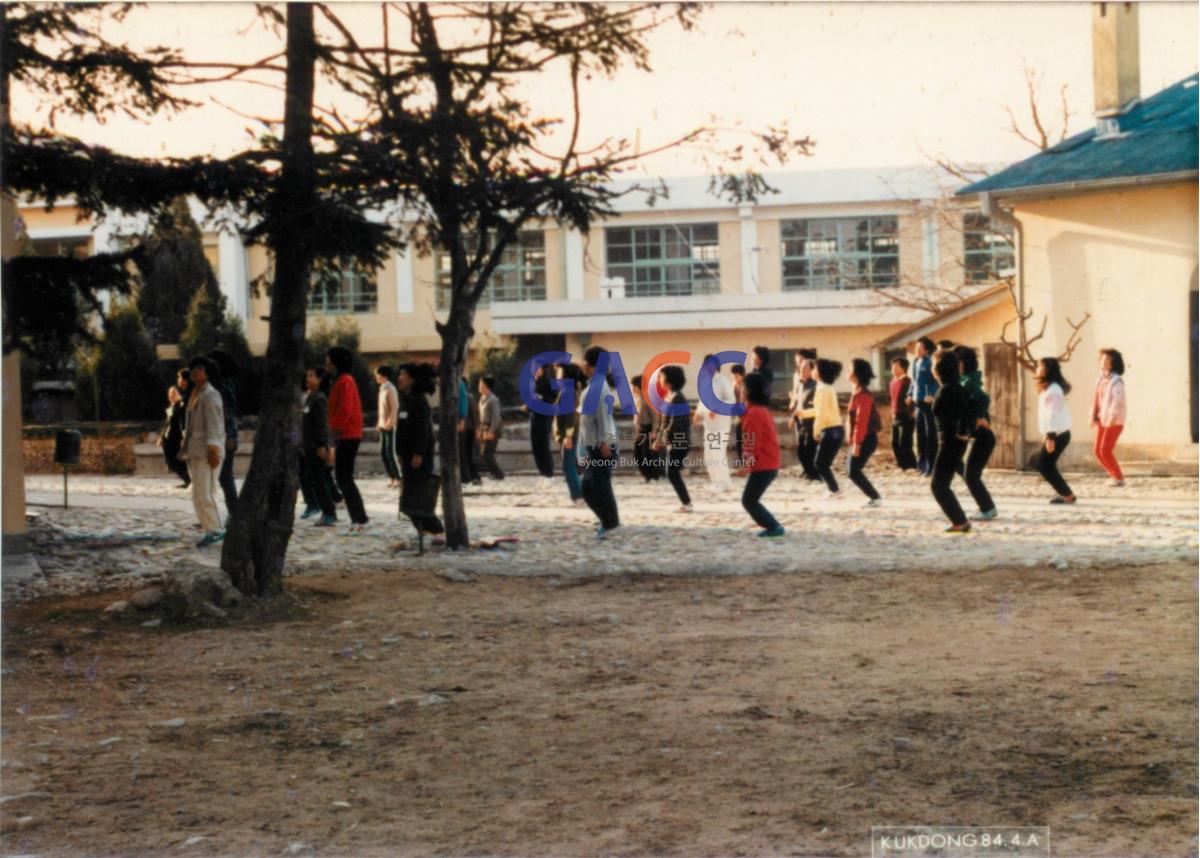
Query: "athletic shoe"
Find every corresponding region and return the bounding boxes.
[863,498,882,508]
[178,481,191,490]
[757,526,786,538]
[678,504,694,513]
[195,531,225,548]
[944,523,972,534]
[1108,479,1125,487]
[1049,495,1077,505]
[314,515,337,527]
[970,508,998,521]
[572,498,586,507]
[299,506,320,519]
[826,491,843,500]
[596,525,620,540]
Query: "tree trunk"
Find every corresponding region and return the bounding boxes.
[437,296,475,550]
[220,4,316,595]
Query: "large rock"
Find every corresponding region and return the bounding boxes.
[161,563,241,620]
[129,587,163,610]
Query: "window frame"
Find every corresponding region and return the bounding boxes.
[604,222,721,298]
[307,260,379,315]
[779,216,900,291]
[436,229,548,309]
[961,211,1016,284]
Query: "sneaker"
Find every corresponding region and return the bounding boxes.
[757,526,786,538]
[826,491,843,500]
[195,531,225,548]
[314,515,337,527]
[572,498,586,507]
[678,504,694,513]
[178,481,191,490]
[970,508,998,521]
[944,523,972,534]
[1049,495,1077,505]
[596,525,621,540]
[863,498,882,508]
[1108,478,1125,487]
[299,506,320,519]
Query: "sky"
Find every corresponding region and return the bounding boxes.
[13,2,1200,179]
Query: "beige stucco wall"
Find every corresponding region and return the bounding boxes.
[1014,181,1198,459]
[2,194,28,550]
[19,204,88,230]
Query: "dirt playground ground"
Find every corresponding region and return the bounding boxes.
[1,559,1196,857]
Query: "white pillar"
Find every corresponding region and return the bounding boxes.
[564,228,585,301]
[92,221,119,313]
[395,246,414,313]
[739,205,758,294]
[922,213,939,287]
[218,231,249,324]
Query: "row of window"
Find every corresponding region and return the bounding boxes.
[23,216,1014,314]
[309,215,1011,313]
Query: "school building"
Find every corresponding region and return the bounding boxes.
[17,162,1015,396]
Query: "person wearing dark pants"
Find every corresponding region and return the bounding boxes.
[930,351,973,532]
[846,358,882,505]
[529,366,556,484]
[208,350,241,520]
[158,384,191,487]
[458,377,481,486]
[396,363,444,537]
[300,367,338,525]
[738,372,784,537]
[954,345,997,520]
[888,357,917,472]
[375,365,402,487]
[326,346,369,531]
[654,364,693,512]
[910,337,939,476]
[477,376,505,480]
[803,358,844,496]
[579,346,620,537]
[555,364,584,504]
[1034,357,1076,503]
[788,352,820,481]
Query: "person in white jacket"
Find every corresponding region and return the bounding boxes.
[181,356,227,546]
[1034,357,1076,504]
[692,354,735,492]
[1090,348,1127,487]
[375,365,402,487]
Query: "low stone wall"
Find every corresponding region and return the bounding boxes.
[22,423,159,475]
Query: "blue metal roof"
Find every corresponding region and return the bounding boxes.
[958,74,1199,197]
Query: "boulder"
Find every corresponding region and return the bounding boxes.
[129,587,163,610]
[161,563,241,620]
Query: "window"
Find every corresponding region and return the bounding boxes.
[605,223,720,298]
[780,217,899,290]
[308,260,378,314]
[437,230,546,309]
[962,212,1015,283]
[30,236,91,259]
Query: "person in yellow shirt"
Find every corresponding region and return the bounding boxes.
[799,358,844,496]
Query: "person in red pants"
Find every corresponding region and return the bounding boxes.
[1090,348,1127,487]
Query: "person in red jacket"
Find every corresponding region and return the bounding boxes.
[847,358,883,506]
[736,372,784,538]
[325,346,369,532]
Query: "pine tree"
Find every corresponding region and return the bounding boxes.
[136,197,217,344]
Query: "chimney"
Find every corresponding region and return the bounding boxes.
[1092,2,1140,134]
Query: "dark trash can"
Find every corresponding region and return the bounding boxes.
[54,429,82,465]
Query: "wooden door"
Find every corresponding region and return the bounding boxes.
[984,341,1019,469]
